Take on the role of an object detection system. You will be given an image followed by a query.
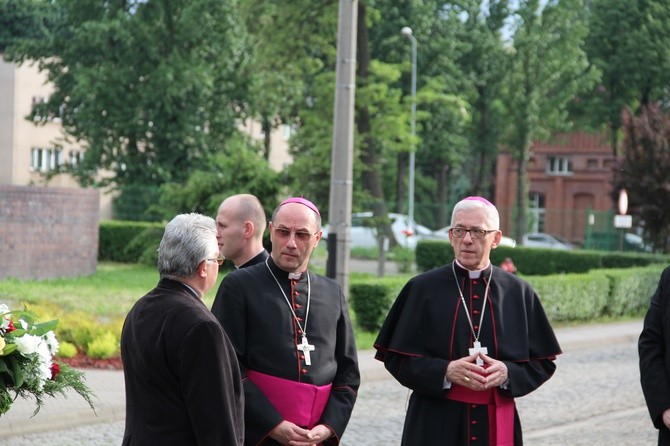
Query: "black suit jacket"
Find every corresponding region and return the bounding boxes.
[121,279,244,445]
[640,266,670,445]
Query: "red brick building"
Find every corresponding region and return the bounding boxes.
[494,132,618,245]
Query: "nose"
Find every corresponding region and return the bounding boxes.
[462,230,475,242]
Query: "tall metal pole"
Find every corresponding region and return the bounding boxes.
[327,0,358,299]
[401,27,417,224]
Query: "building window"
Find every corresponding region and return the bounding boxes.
[546,156,573,175]
[69,150,83,166]
[528,192,546,233]
[30,147,63,172]
[586,158,598,169]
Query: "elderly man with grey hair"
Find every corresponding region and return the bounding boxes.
[374,196,561,445]
[121,213,244,445]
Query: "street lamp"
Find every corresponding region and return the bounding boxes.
[401,26,417,225]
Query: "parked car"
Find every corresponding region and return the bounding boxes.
[432,226,517,248]
[521,233,575,250]
[321,212,433,249]
[624,233,653,252]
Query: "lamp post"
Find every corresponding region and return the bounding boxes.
[401,26,417,225]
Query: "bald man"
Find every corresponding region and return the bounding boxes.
[215,194,269,269]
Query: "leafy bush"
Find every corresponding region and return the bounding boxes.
[87,332,119,359]
[350,265,666,330]
[415,239,669,275]
[125,226,165,267]
[99,220,164,262]
[58,341,78,358]
[21,303,122,359]
[350,277,407,332]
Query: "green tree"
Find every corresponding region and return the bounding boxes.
[453,0,511,199]
[237,1,336,160]
[157,134,281,219]
[503,0,597,240]
[583,0,670,156]
[4,0,250,218]
[0,0,54,52]
[613,105,670,253]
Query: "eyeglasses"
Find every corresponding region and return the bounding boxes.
[449,227,497,239]
[273,227,317,242]
[206,254,225,266]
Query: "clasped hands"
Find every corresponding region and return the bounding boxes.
[446,351,508,390]
[270,420,333,445]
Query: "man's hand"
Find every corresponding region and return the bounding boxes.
[269,421,311,445]
[270,421,334,445]
[479,353,509,389]
[662,408,670,429]
[446,352,508,390]
[446,352,487,390]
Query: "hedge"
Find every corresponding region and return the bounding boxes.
[99,220,164,263]
[415,239,669,275]
[350,265,665,332]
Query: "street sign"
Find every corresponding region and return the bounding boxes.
[614,214,632,228]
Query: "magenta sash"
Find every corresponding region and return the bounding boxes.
[246,370,332,428]
[447,384,515,446]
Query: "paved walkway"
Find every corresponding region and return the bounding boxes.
[0,318,644,438]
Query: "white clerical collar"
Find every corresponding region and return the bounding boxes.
[288,272,303,280]
[454,260,491,279]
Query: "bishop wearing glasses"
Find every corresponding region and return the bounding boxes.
[374,196,562,445]
[211,197,360,445]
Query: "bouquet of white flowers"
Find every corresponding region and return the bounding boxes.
[0,303,96,416]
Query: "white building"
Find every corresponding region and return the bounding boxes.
[0,56,292,219]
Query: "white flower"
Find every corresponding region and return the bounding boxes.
[43,331,59,355]
[14,334,42,356]
[0,304,9,315]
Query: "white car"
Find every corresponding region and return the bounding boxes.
[522,233,575,250]
[432,226,517,248]
[322,212,434,249]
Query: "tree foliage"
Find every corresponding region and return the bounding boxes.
[156,134,281,219]
[4,0,250,196]
[614,105,670,252]
[583,0,670,156]
[0,0,55,52]
[503,0,597,240]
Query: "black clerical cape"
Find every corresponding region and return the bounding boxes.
[374,262,561,445]
[639,265,670,445]
[212,258,360,445]
[121,279,244,445]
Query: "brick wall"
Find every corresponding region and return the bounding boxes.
[0,185,99,280]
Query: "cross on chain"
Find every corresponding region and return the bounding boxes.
[297,336,315,366]
[469,341,488,366]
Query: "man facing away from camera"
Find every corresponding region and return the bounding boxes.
[121,213,244,445]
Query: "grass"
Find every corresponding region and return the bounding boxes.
[0,261,387,351]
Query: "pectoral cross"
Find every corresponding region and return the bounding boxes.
[297,335,315,366]
[469,341,488,366]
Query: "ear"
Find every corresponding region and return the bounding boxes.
[313,229,323,247]
[491,230,502,249]
[243,220,254,239]
[197,260,208,278]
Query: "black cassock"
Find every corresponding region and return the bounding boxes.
[212,257,360,445]
[121,279,244,445]
[374,262,561,445]
[639,265,670,446]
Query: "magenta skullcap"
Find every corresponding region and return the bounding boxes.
[463,196,494,206]
[279,197,321,217]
